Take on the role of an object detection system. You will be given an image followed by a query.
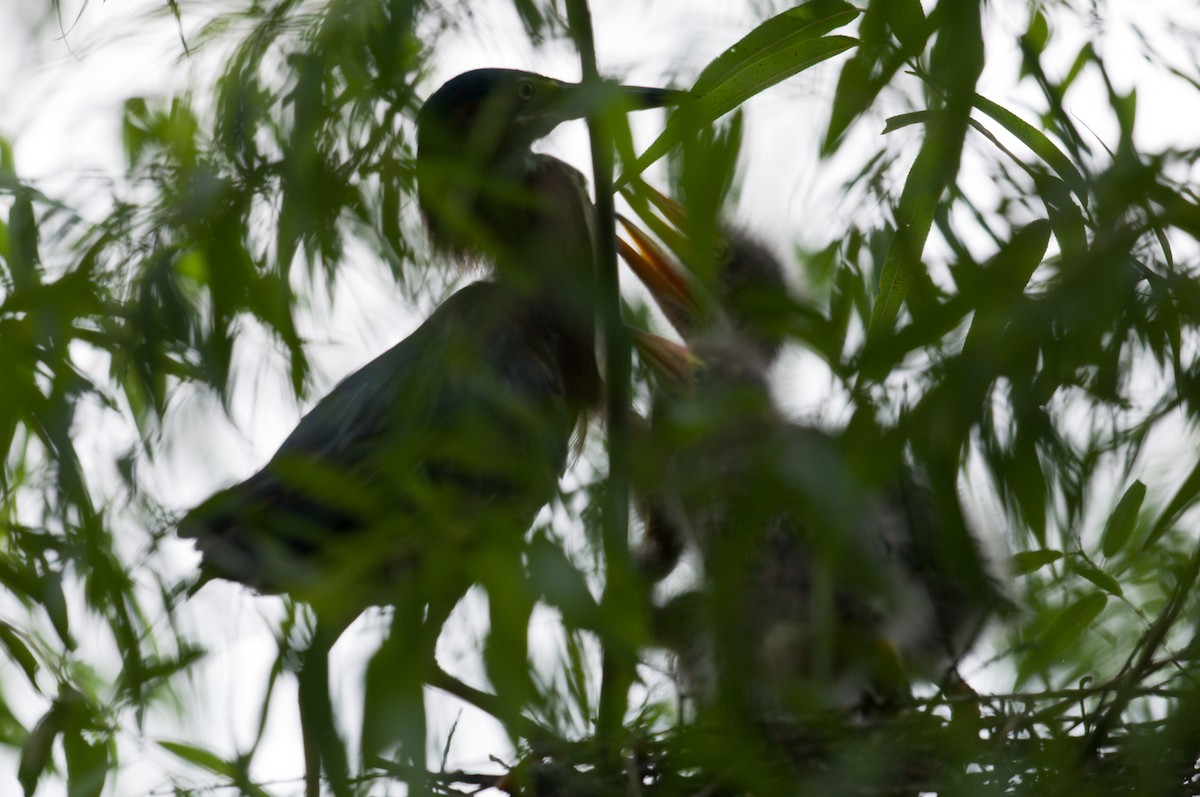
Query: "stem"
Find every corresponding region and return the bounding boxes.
[565,0,635,753]
[427,666,551,746]
[298,618,352,797]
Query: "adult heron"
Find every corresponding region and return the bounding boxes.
[180,69,679,796]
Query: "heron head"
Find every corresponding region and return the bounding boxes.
[418,68,679,163]
[417,69,681,259]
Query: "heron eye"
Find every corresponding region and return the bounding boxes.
[516,79,536,101]
[713,239,732,264]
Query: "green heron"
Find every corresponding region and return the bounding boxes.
[180,69,678,795]
[619,194,1001,712]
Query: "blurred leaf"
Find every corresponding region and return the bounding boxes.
[8,192,43,294]
[691,0,858,97]
[1020,10,1049,59]
[963,219,1051,353]
[881,109,935,134]
[362,621,426,766]
[63,729,106,797]
[0,623,40,689]
[40,570,73,650]
[866,225,916,339]
[1102,480,1146,558]
[1018,592,1108,686]
[528,534,601,630]
[622,0,859,181]
[482,546,536,709]
[0,136,14,177]
[822,0,894,152]
[865,0,983,340]
[886,0,927,54]
[19,703,64,797]
[158,740,273,797]
[1013,549,1064,575]
[1060,42,1096,95]
[0,694,28,747]
[158,741,232,775]
[973,93,1089,206]
[1070,557,1124,597]
[1144,460,1200,550]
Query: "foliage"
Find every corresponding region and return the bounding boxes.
[3,0,1200,794]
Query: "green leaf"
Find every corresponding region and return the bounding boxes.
[1041,592,1108,654]
[1017,592,1108,686]
[157,740,237,778]
[824,52,877,153]
[886,0,927,54]
[1070,557,1124,597]
[866,225,915,338]
[19,704,65,797]
[619,0,859,183]
[1021,10,1049,58]
[9,192,42,294]
[0,695,27,747]
[362,624,425,765]
[41,571,73,650]
[963,219,1051,353]
[825,47,912,153]
[1060,42,1095,95]
[1144,459,1200,550]
[1012,549,1063,575]
[882,109,937,134]
[973,93,1089,207]
[691,0,859,97]
[0,136,14,178]
[1101,480,1146,558]
[1009,430,1048,545]
[0,622,40,689]
[64,730,106,797]
[868,0,982,339]
[121,98,152,169]
[527,534,601,630]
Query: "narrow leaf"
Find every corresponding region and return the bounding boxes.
[1017,592,1108,686]
[64,730,107,797]
[41,571,73,650]
[158,741,237,778]
[963,219,1051,353]
[882,110,937,134]
[692,0,859,97]
[1041,592,1108,654]
[1071,558,1124,597]
[1101,480,1145,558]
[1144,460,1200,550]
[973,94,1089,206]
[1012,549,1063,575]
[619,0,859,183]
[0,622,40,688]
[19,705,64,797]
[867,223,916,338]
[887,0,927,53]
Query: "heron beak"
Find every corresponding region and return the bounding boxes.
[617,84,689,111]
[629,328,702,388]
[617,212,704,338]
[554,80,686,123]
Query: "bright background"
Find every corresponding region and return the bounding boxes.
[2,0,1200,793]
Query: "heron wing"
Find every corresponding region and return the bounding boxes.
[180,281,573,600]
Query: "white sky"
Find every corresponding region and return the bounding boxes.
[2,0,1200,794]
